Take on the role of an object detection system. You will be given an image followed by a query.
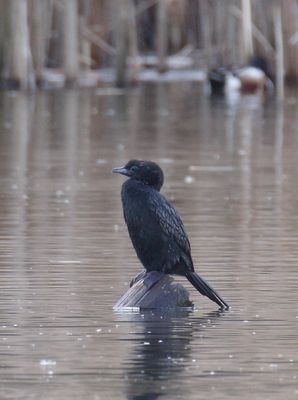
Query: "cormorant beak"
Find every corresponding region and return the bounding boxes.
[112,166,131,177]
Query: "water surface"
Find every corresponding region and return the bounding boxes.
[0,84,297,399]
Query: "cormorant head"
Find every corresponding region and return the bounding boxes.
[113,159,164,191]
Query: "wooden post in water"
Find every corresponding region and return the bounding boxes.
[115,0,130,87]
[241,0,253,60]
[62,0,79,84]
[281,0,298,83]
[128,0,140,79]
[114,271,193,310]
[273,5,284,100]
[10,0,35,89]
[157,0,168,73]
[79,0,92,70]
[30,0,51,84]
[0,1,9,82]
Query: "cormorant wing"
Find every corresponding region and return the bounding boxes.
[148,190,191,257]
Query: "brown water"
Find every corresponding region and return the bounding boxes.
[0,84,297,399]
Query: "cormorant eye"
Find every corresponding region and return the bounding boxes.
[130,165,139,173]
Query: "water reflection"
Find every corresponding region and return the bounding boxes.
[0,85,298,399]
[116,310,223,400]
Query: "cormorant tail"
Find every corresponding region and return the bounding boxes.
[185,271,229,310]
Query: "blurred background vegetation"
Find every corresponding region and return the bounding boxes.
[0,0,297,90]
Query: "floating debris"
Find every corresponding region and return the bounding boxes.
[105,109,116,117]
[189,165,234,172]
[184,175,195,184]
[96,159,107,165]
[40,360,57,366]
[49,260,82,264]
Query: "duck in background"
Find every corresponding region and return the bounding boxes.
[208,66,240,95]
[238,56,274,94]
[208,56,274,96]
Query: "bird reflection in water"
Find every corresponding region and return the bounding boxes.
[115,310,225,400]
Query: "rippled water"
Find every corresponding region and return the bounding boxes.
[0,84,298,399]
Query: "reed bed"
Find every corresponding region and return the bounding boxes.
[0,0,297,90]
